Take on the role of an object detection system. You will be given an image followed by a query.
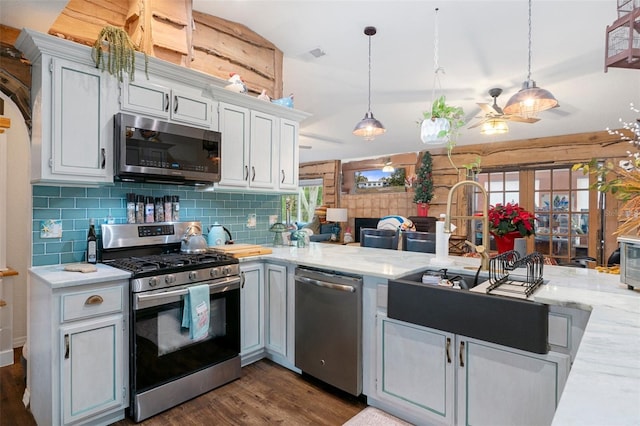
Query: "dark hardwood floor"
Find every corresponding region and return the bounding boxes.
[1,348,366,425]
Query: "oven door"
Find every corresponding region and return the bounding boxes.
[131,276,240,394]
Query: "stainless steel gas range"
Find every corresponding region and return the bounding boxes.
[101,222,241,422]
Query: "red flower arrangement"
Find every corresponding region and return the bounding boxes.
[488,202,536,237]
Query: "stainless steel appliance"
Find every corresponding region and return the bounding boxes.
[101,222,241,422]
[294,267,363,396]
[618,236,640,289]
[114,113,221,185]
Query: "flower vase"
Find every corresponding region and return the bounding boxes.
[417,203,429,217]
[492,231,521,253]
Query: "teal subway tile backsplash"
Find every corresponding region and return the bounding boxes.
[32,183,284,266]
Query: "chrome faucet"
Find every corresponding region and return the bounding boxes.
[445,180,490,271]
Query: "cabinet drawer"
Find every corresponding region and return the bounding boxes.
[61,286,124,322]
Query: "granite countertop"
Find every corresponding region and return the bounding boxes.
[261,243,640,425]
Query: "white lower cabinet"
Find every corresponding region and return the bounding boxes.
[60,315,124,424]
[240,262,265,365]
[265,263,288,358]
[28,270,129,426]
[376,313,570,426]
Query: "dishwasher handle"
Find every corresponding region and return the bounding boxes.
[295,275,356,293]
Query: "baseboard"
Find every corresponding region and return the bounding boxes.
[13,335,26,348]
[0,348,14,367]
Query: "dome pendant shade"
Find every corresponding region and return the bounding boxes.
[503,0,559,120]
[421,117,450,145]
[503,80,558,119]
[353,111,386,141]
[353,26,386,141]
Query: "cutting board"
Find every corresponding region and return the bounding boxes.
[209,244,273,258]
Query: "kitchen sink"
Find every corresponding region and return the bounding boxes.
[388,269,549,354]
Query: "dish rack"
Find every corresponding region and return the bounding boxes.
[486,251,544,298]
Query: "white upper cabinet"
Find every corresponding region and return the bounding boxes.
[217,103,277,190]
[16,29,310,189]
[120,79,214,129]
[17,30,118,185]
[278,119,299,191]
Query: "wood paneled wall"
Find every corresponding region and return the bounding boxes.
[46,0,283,98]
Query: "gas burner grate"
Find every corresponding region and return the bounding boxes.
[107,252,238,274]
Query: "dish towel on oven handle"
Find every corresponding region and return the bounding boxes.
[181,284,210,340]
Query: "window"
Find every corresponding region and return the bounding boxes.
[281,179,323,225]
[474,166,594,265]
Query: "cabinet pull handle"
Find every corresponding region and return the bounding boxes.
[251,166,256,181]
[101,148,106,169]
[85,295,104,305]
[64,334,69,359]
[244,165,249,181]
[165,93,169,112]
[459,341,465,367]
[446,337,451,364]
[174,96,178,113]
[241,271,245,289]
[281,170,285,184]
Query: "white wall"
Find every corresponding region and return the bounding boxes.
[1,92,31,347]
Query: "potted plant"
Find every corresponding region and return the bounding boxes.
[488,202,536,252]
[91,25,148,82]
[420,95,466,170]
[413,151,434,216]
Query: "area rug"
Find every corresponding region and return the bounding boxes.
[343,406,413,426]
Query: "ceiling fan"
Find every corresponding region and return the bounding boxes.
[468,88,540,131]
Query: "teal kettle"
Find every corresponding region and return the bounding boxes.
[207,222,233,246]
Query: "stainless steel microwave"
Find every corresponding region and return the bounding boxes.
[618,236,640,290]
[114,113,221,185]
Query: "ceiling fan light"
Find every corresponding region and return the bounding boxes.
[503,80,558,119]
[480,119,509,135]
[382,164,395,172]
[353,111,386,141]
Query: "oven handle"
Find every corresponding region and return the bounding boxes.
[133,276,240,310]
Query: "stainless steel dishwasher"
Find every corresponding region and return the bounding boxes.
[295,267,363,396]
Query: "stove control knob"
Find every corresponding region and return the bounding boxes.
[189,271,198,281]
[223,266,231,275]
[210,268,219,278]
[165,275,176,284]
[148,277,159,287]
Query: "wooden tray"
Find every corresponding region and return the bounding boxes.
[208,244,273,258]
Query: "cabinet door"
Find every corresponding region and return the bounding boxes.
[265,264,287,357]
[60,314,124,425]
[218,102,250,187]
[120,79,170,119]
[278,118,299,191]
[249,110,277,189]
[376,314,455,425]
[457,336,570,426]
[240,263,264,358]
[170,88,213,128]
[50,58,115,182]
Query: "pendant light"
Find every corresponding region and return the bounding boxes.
[503,0,558,119]
[353,26,386,141]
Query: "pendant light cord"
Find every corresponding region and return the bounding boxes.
[367,33,372,113]
[431,8,444,109]
[527,0,532,83]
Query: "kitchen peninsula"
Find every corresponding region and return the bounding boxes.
[28,243,639,425]
[259,243,639,426]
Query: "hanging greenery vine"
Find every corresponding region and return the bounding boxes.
[91,26,147,82]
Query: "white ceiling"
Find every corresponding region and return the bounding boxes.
[3,0,640,163]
